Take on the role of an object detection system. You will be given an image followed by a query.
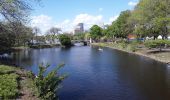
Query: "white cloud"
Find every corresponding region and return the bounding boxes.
[31,14,55,34]
[109,15,119,23]
[55,19,73,32]
[73,13,103,29]
[99,8,103,12]
[31,13,120,34]
[128,1,138,6]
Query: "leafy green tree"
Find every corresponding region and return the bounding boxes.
[0,23,15,53]
[131,0,170,38]
[84,33,91,41]
[0,0,40,52]
[59,34,72,47]
[73,33,85,40]
[90,25,103,42]
[9,22,33,46]
[114,10,132,38]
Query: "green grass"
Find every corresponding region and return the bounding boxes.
[0,65,19,99]
[0,65,16,74]
[93,42,138,52]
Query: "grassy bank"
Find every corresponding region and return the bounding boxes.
[0,65,39,100]
[92,42,170,64]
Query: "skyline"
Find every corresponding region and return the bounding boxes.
[30,0,139,34]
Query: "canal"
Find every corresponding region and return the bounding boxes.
[1,46,170,100]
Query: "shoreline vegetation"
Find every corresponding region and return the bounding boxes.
[0,64,66,100]
[92,42,170,64]
[0,65,39,100]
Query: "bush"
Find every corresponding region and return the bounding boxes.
[59,34,72,47]
[127,44,137,52]
[34,64,67,100]
[144,40,170,49]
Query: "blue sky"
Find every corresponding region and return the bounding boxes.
[31,0,139,34]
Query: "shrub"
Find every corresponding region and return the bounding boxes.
[144,40,170,50]
[34,64,67,100]
[127,44,137,52]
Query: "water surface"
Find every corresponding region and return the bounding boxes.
[1,46,170,100]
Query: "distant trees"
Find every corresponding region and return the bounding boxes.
[73,33,85,40]
[130,0,170,39]
[46,27,61,44]
[105,10,132,38]
[92,0,170,42]
[59,34,72,47]
[90,25,103,42]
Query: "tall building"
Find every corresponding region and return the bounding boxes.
[74,23,84,34]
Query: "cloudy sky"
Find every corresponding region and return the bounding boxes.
[31,0,139,34]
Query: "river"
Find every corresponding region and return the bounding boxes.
[0,46,170,100]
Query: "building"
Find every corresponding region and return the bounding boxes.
[74,23,84,34]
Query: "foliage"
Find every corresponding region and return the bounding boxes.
[90,25,103,41]
[11,22,34,46]
[84,33,91,40]
[0,23,16,53]
[34,64,66,100]
[46,27,61,44]
[144,40,170,50]
[0,65,19,99]
[0,0,40,52]
[73,33,85,40]
[130,0,170,38]
[0,0,40,22]
[100,0,170,40]
[59,34,72,47]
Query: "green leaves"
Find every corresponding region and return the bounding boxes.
[145,39,170,49]
[59,34,72,47]
[90,25,103,41]
[34,64,67,100]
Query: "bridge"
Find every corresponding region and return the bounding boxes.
[71,40,90,46]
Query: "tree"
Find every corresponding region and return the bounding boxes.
[0,0,41,52]
[131,0,170,38]
[32,27,41,43]
[0,0,40,22]
[113,10,132,38]
[46,27,61,44]
[0,22,15,53]
[90,25,103,42]
[59,34,72,47]
[73,33,85,40]
[8,22,33,46]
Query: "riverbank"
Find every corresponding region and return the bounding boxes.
[92,43,170,64]
[0,65,39,100]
